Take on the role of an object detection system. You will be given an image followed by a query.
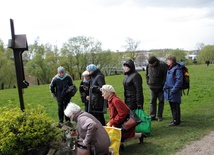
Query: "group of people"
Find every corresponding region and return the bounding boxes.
[50,55,184,154]
[146,55,183,126]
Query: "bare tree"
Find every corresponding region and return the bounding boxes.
[123,37,141,61]
[196,42,205,51]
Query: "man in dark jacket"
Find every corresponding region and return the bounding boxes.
[50,66,76,127]
[86,64,106,126]
[146,56,168,121]
[163,55,183,126]
[123,60,144,110]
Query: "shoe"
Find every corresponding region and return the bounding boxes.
[65,121,73,127]
[151,117,157,121]
[57,122,63,128]
[158,117,163,122]
[139,133,147,144]
[169,121,179,126]
[120,144,124,151]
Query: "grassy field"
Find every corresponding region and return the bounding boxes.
[0,64,214,155]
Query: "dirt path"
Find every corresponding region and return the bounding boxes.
[175,131,214,155]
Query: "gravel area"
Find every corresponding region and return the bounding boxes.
[175,131,214,155]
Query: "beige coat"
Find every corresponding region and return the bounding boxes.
[73,111,110,154]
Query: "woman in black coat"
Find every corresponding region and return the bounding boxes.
[123,60,144,110]
[86,64,106,126]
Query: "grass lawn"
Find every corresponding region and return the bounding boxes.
[0,64,214,155]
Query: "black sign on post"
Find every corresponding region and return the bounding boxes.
[8,19,29,111]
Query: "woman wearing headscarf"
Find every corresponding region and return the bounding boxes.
[123,60,144,110]
[64,102,110,155]
[86,64,106,126]
[100,84,146,149]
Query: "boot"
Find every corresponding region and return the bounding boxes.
[139,133,147,144]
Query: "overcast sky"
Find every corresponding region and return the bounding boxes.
[1,0,214,51]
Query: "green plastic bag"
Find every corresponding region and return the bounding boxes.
[135,109,151,134]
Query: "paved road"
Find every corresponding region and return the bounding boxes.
[175,131,214,155]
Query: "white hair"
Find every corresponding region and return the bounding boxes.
[64,102,81,118]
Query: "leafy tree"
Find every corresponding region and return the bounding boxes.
[168,49,187,62]
[26,41,58,84]
[0,40,16,89]
[149,49,169,58]
[62,36,102,79]
[198,45,214,63]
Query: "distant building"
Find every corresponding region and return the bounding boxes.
[185,54,197,60]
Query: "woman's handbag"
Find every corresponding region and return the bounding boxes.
[122,110,142,131]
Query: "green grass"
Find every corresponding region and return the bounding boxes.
[0,64,214,155]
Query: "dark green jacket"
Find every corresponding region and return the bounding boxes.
[146,60,168,89]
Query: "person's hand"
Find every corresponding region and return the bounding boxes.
[51,93,56,99]
[83,87,88,91]
[106,122,112,127]
[86,96,90,100]
[78,141,89,150]
[66,89,70,93]
[137,104,142,109]
[77,139,83,142]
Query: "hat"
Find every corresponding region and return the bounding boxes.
[82,70,90,77]
[100,84,115,93]
[148,56,158,64]
[86,64,97,71]
[57,66,65,73]
[64,102,81,118]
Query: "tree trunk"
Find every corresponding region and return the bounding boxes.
[78,72,82,80]
[37,79,40,85]
[1,83,4,90]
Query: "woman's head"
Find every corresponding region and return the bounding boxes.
[166,55,176,66]
[86,64,97,75]
[64,102,81,120]
[57,66,65,77]
[123,59,135,73]
[123,65,131,73]
[82,70,90,80]
[100,84,115,100]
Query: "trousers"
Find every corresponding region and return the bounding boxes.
[90,112,106,126]
[58,97,71,123]
[149,88,164,119]
[169,102,181,125]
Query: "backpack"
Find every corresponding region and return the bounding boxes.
[175,62,190,95]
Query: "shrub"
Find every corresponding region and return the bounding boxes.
[0,105,60,155]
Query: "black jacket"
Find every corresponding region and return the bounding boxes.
[89,69,106,112]
[146,60,168,89]
[50,74,74,102]
[123,60,144,110]
[79,80,90,104]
